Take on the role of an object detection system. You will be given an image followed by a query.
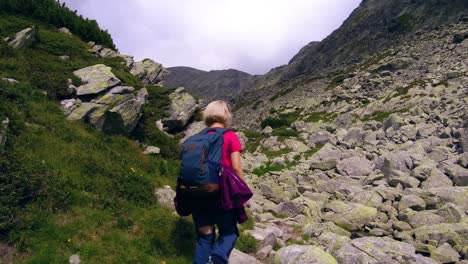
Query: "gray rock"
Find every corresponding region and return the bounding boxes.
[162,88,199,132]
[58,27,72,35]
[417,123,438,138]
[283,139,309,153]
[73,64,121,96]
[398,194,426,211]
[342,127,364,147]
[155,186,175,209]
[410,223,468,255]
[69,254,80,264]
[383,114,404,131]
[230,249,260,264]
[1,78,19,84]
[460,128,468,153]
[256,245,273,260]
[382,158,420,188]
[430,243,460,263]
[143,146,160,155]
[445,165,468,186]
[349,191,383,207]
[99,48,118,58]
[245,228,277,249]
[336,156,374,176]
[437,203,466,223]
[458,153,468,168]
[262,126,273,136]
[102,90,146,135]
[335,237,420,264]
[180,121,205,143]
[60,98,82,116]
[398,210,445,228]
[274,245,338,264]
[308,130,331,147]
[322,201,378,231]
[274,201,304,218]
[421,168,453,189]
[130,58,168,85]
[334,114,353,129]
[8,26,38,49]
[67,103,100,122]
[310,160,337,171]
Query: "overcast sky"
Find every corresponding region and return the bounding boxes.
[62,0,362,75]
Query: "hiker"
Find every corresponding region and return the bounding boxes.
[175,100,251,264]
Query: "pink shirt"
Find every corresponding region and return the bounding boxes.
[221,131,243,167]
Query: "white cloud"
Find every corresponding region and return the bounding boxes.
[62,0,361,74]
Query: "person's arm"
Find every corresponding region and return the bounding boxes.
[230,151,245,182]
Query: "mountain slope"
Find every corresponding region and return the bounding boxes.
[165,66,254,103]
[234,0,468,128]
[0,12,194,264]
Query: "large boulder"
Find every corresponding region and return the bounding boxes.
[322,201,378,231]
[102,88,147,135]
[335,237,436,264]
[73,64,121,96]
[7,26,38,49]
[180,121,206,143]
[229,249,260,264]
[274,245,338,264]
[162,88,199,132]
[283,139,310,153]
[67,103,100,122]
[130,58,168,85]
[336,156,374,176]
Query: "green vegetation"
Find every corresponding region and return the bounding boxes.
[0,0,115,48]
[304,112,338,123]
[260,111,301,129]
[0,15,194,263]
[272,127,301,137]
[236,233,257,254]
[361,109,409,122]
[264,148,292,159]
[243,129,262,153]
[303,144,324,159]
[252,162,286,176]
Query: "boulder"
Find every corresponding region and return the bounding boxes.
[336,156,374,176]
[283,139,309,153]
[229,249,260,264]
[334,113,353,129]
[73,64,121,96]
[317,231,351,254]
[430,243,461,263]
[67,103,100,122]
[180,121,206,143]
[335,237,432,264]
[308,130,331,147]
[245,227,277,249]
[274,201,304,218]
[398,194,426,211]
[162,88,199,132]
[349,191,383,208]
[108,89,146,133]
[322,201,378,231]
[421,168,453,189]
[310,160,337,171]
[262,136,281,151]
[143,146,160,155]
[309,143,342,162]
[410,223,468,255]
[437,203,466,223]
[58,27,72,35]
[383,114,404,131]
[342,127,364,147]
[262,126,273,136]
[274,245,337,264]
[60,99,82,116]
[1,78,19,84]
[130,58,168,85]
[69,254,81,264]
[460,128,468,153]
[398,210,445,228]
[445,165,468,186]
[7,26,38,49]
[155,185,175,209]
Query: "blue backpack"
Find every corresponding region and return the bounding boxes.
[178,127,228,198]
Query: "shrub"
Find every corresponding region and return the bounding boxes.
[236,233,257,254]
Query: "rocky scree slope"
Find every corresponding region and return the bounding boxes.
[234,0,468,124]
[164,66,254,104]
[226,21,468,263]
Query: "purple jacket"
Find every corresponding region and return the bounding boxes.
[219,165,253,223]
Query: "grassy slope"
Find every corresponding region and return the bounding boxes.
[0,15,194,263]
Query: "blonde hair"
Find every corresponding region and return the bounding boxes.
[203,100,232,127]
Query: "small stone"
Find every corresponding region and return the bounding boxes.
[69,254,80,264]
[143,146,160,155]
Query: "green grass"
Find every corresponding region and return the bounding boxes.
[304,112,338,123]
[264,148,291,159]
[252,162,286,176]
[272,127,300,137]
[236,233,257,254]
[243,129,262,153]
[260,111,301,129]
[0,15,194,263]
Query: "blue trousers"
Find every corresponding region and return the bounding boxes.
[192,208,239,264]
